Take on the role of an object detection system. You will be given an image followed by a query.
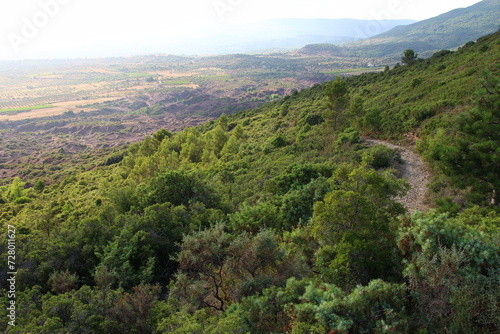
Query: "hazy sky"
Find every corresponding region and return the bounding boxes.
[0,0,484,60]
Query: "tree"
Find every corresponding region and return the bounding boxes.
[48,270,79,294]
[172,225,308,312]
[312,164,408,286]
[138,135,157,157]
[210,126,229,154]
[152,128,172,143]
[220,134,240,156]
[402,49,418,66]
[105,284,161,334]
[173,224,233,311]
[7,177,25,201]
[138,170,220,209]
[97,229,156,289]
[289,279,408,332]
[427,71,500,205]
[218,113,229,131]
[232,124,246,140]
[324,76,350,130]
[348,95,364,119]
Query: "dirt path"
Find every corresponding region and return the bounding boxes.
[365,139,432,212]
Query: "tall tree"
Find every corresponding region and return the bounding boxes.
[324,76,350,130]
[402,49,418,66]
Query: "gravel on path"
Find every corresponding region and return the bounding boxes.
[364,139,432,212]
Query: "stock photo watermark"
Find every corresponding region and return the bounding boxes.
[6,225,16,327]
[213,0,244,21]
[354,0,404,39]
[7,0,72,53]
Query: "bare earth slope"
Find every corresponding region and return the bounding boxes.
[365,139,431,212]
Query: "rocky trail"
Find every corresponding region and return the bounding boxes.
[365,139,432,212]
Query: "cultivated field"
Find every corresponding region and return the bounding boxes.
[0,53,382,181]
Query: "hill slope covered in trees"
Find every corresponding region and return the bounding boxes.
[0,30,499,333]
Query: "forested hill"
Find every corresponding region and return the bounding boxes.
[0,30,499,333]
[299,0,500,59]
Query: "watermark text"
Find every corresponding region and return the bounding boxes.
[7,0,72,53]
[6,225,16,327]
[213,0,244,21]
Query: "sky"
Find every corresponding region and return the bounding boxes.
[0,0,484,60]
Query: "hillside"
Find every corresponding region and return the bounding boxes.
[299,0,500,59]
[0,30,499,333]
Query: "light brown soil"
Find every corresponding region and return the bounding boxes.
[0,97,121,121]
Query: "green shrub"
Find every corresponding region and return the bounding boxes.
[290,279,408,332]
[304,114,324,126]
[335,127,360,148]
[271,134,288,148]
[13,196,32,205]
[411,78,422,88]
[398,211,500,332]
[362,145,401,169]
[104,154,124,166]
[138,170,221,209]
[229,202,281,232]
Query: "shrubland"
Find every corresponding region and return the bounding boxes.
[0,30,499,333]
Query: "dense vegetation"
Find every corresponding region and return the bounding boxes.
[0,30,499,333]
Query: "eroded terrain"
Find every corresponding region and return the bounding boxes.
[0,54,382,182]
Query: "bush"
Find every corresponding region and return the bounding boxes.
[138,170,221,209]
[271,134,288,148]
[304,114,324,126]
[411,78,422,88]
[272,163,332,195]
[104,154,124,166]
[335,127,360,148]
[229,202,281,232]
[362,145,401,169]
[13,196,32,205]
[48,270,79,294]
[290,279,408,332]
[279,177,330,228]
[398,211,500,332]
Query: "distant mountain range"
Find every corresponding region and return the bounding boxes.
[299,0,500,59]
[159,18,416,55]
[7,2,497,60]
[24,18,416,59]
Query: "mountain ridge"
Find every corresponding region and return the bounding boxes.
[151,18,417,56]
[298,0,499,59]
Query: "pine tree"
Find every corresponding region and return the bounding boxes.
[402,49,418,66]
[323,76,350,130]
